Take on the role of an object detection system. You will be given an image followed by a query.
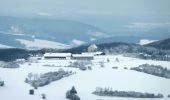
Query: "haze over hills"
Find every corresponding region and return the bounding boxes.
[0,16,106,49]
[0,16,170,49]
[146,38,170,50]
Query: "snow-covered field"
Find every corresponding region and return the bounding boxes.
[0,55,170,100]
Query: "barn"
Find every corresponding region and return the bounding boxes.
[72,54,94,60]
[43,53,72,60]
[81,52,105,56]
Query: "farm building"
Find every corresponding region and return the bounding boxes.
[81,51,105,56]
[43,53,72,60]
[87,44,98,52]
[72,54,94,60]
[43,52,97,60]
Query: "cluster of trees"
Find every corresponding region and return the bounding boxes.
[25,69,73,87]
[131,64,170,79]
[68,60,92,71]
[0,62,20,68]
[92,87,164,98]
[66,86,80,100]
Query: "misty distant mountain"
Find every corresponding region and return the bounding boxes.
[92,36,141,44]
[92,28,170,44]
[146,38,170,50]
[0,16,106,49]
[0,16,170,49]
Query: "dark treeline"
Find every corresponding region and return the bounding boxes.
[145,38,170,50]
[64,42,170,61]
[0,48,46,61]
[1,42,170,61]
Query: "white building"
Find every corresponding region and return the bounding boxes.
[72,54,94,60]
[43,53,72,60]
[87,44,98,52]
[43,52,96,60]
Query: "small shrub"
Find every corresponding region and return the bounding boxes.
[66,91,80,100]
[79,66,87,71]
[34,86,38,89]
[107,59,110,62]
[112,67,118,69]
[66,86,80,100]
[71,94,80,100]
[41,93,46,99]
[25,78,29,83]
[168,94,170,98]
[70,86,77,94]
[29,89,34,95]
[115,58,119,62]
[0,81,4,86]
[88,66,92,70]
[99,62,104,68]
[156,94,164,98]
[124,67,128,69]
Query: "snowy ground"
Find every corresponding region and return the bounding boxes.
[0,55,170,100]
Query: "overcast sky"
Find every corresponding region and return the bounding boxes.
[0,0,170,33]
[0,0,170,16]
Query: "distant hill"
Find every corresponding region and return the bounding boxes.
[92,36,142,44]
[146,38,170,50]
[64,42,155,54]
[1,16,170,49]
[0,16,105,49]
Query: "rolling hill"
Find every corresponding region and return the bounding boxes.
[146,38,170,50]
[0,16,106,49]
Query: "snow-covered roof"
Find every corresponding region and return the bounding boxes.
[82,52,103,55]
[44,53,72,57]
[72,54,94,57]
[88,44,97,49]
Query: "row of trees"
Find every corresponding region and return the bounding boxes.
[93,87,164,98]
[25,69,73,88]
[0,62,20,68]
[101,44,170,61]
[131,64,170,79]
